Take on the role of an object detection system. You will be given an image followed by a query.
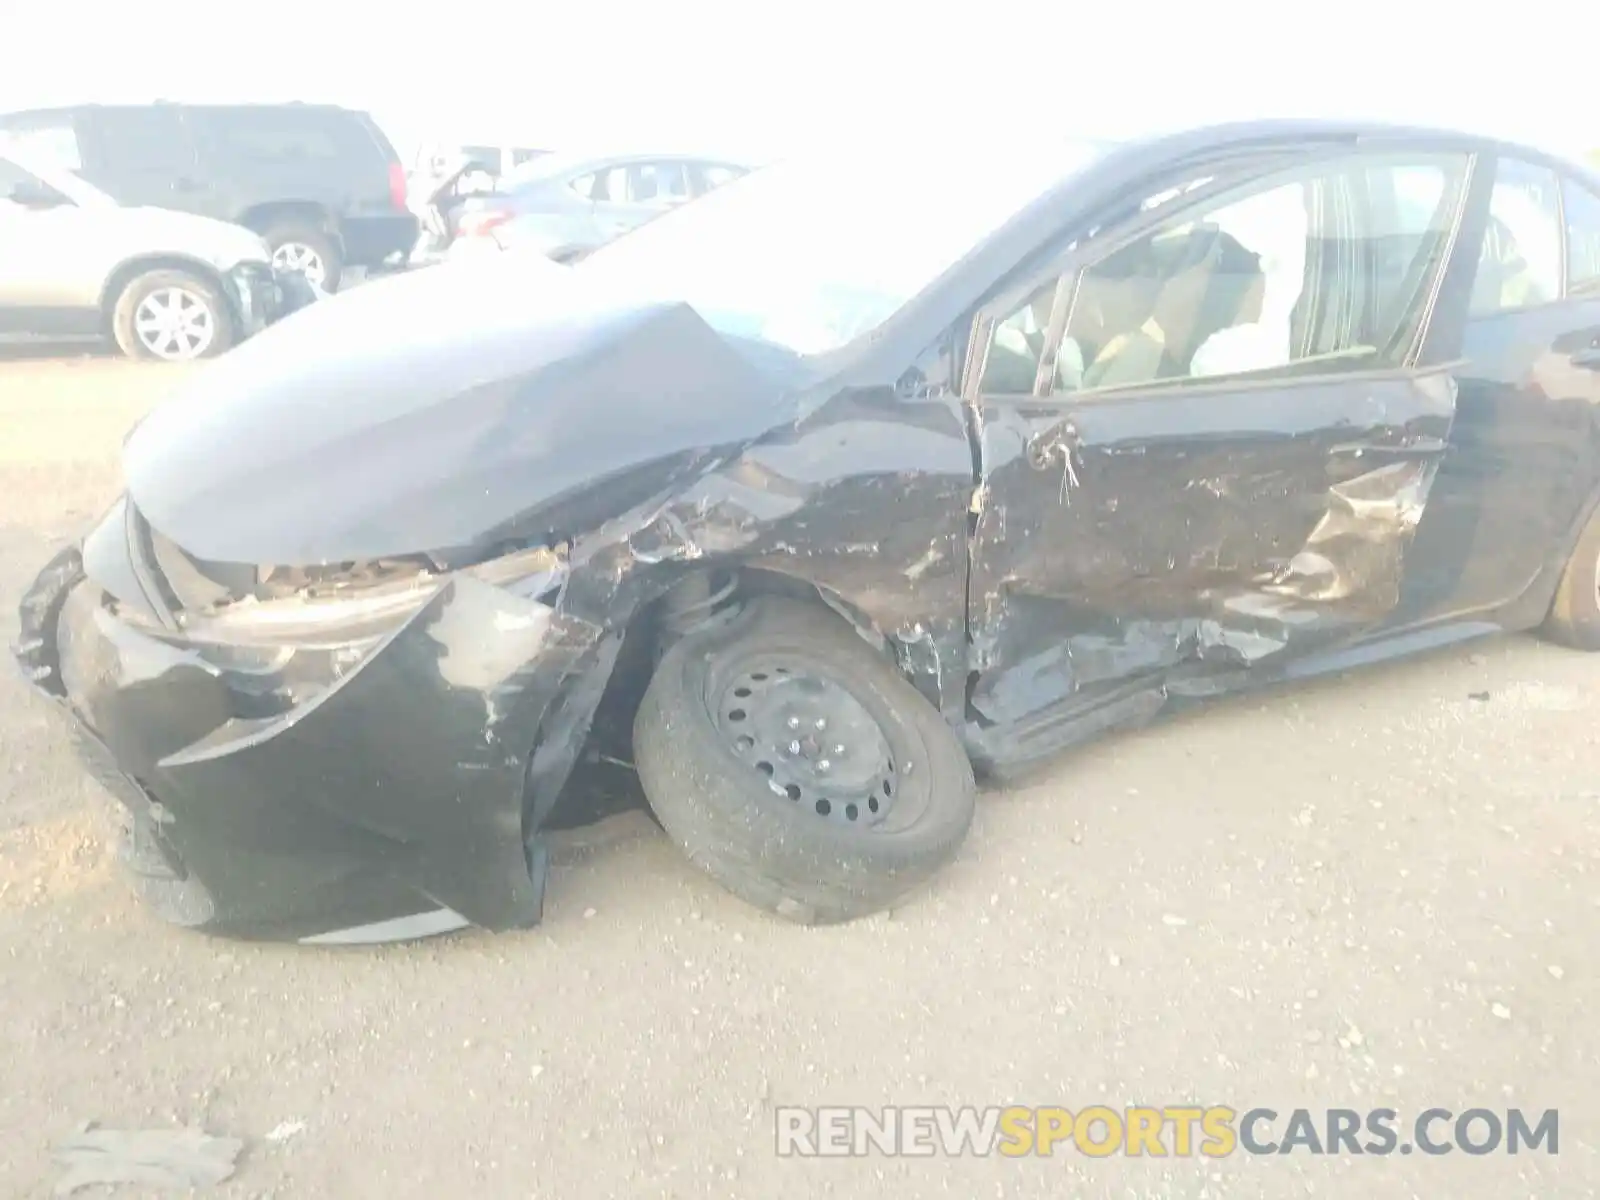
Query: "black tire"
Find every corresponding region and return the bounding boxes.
[1542,503,1600,649]
[261,219,343,292]
[110,268,236,362]
[633,595,976,924]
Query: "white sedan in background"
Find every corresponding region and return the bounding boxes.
[0,143,314,361]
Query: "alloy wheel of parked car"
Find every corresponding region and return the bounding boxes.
[262,221,343,292]
[633,595,976,924]
[110,268,236,363]
[271,241,327,287]
[133,288,217,360]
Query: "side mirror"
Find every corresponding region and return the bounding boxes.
[8,180,69,210]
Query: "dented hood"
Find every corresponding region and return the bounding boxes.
[123,260,796,566]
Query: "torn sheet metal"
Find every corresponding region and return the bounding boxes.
[536,383,979,717]
[41,548,607,940]
[965,369,1458,738]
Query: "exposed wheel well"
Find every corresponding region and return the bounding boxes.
[237,201,339,242]
[99,256,231,328]
[593,566,892,733]
[542,566,894,829]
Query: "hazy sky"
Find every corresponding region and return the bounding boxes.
[3,0,1595,164]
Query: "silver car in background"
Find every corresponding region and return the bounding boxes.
[0,144,301,361]
[450,150,751,262]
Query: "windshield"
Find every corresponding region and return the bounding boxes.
[576,141,1105,357]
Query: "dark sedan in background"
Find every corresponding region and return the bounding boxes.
[448,149,751,261]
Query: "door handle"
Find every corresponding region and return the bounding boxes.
[171,177,202,193]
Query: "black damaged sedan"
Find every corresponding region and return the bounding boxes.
[16,120,1600,944]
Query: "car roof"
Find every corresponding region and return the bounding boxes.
[504,148,750,184]
[1096,116,1587,169]
[0,101,377,122]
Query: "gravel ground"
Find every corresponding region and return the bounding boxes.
[0,356,1596,1199]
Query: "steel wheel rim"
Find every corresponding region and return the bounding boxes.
[132,287,216,360]
[713,656,901,829]
[272,241,326,286]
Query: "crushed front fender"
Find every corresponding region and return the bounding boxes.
[17,550,614,942]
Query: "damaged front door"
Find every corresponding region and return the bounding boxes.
[964,146,1476,739]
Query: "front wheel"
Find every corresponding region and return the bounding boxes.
[633,596,977,924]
[110,269,236,362]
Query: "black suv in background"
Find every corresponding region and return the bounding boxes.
[0,103,418,290]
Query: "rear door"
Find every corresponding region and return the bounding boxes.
[499,164,618,255]
[592,159,693,240]
[1390,156,1600,621]
[965,145,1477,727]
[74,107,211,215]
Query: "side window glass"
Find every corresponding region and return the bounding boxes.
[569,172,598,200]
[1563,177,1600,295]
[981,152,1469,396]
[214,110,342,162]
[1470,158,1564,316]
[2,123,81,171]
[0,156,37,198]
[0,157,66,211]
[628,162,690,204]
[85,109,194,175]
[589,166,627,202]
[692,163,742,195]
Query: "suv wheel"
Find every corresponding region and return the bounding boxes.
[264,222,343,292]
[110,269,236,362]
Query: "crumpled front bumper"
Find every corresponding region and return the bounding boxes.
[226,263,321,341]
[12,523,617,944]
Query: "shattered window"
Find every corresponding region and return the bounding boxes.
[1469,158,1563,315]
[981,151,1471,397]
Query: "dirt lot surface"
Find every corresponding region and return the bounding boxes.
[0,356,1595,1198]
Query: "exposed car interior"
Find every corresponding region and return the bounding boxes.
[982,156,1477,397]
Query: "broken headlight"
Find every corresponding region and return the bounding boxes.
[138,544,566,714]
